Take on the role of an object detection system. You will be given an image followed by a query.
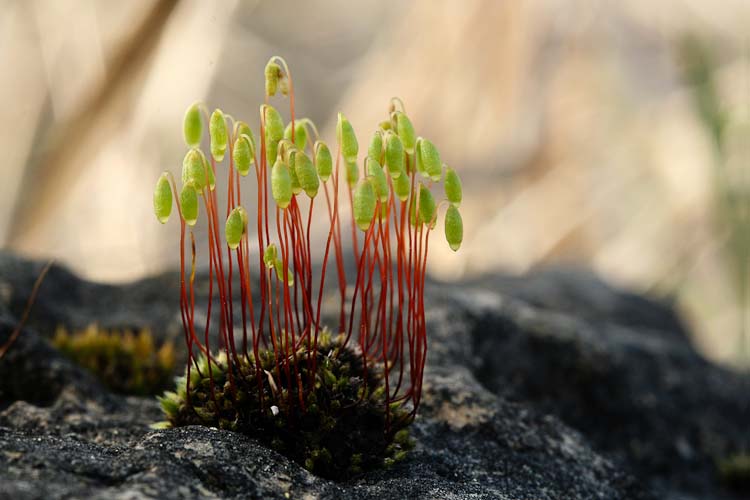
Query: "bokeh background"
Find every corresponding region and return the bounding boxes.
[1,0,749,366]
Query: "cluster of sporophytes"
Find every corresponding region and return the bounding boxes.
[53,325,175,396]
[152,56,463,479]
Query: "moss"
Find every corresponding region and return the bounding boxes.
[157,333,414,480]
[718,453,750,492]
[53,325,175,396]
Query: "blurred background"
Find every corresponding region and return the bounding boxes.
[1,0,749,366]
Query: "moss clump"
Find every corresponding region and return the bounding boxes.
[157,334,414,480]
[53,325,175,396]
[718,453,750,492]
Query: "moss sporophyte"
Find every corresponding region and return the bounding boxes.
[152,57,464,479]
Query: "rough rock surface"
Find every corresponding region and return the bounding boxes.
[0,253,747,499]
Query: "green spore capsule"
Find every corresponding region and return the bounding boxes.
[444,166,462,207]
[315,142,333,182]
[415,146,426,177]
[378,201,388,221]
[239,205,248,228]
[277,138,295,164]
[209,109,228,162]
[153,173,172,224]
[263,105,284,165]
[393,166,411,202]
[202,153,215,190]
[337,113,358,163]
[183,103,202,148]
[233,136,252,176]
[366,157,388,203]
[236,121,253,143]
[418,184,436,227]
[353,179,377,232]
[418,138,442,182]
[385,133,404,178]
[180,182,199,226]
[346,159,359,187]
[295,151,319,198]
[284,121,308,151]
[236,121,256,157]
[225,206,247,250]
[271,158,292,209]
[182,148,208,190]
[274,258,294,286]
[368,131,383,161]
[265,60,282,97]
[288,152,302,195]
[396,112,416,153]
[444,205,463,251]
[264,243,277,268]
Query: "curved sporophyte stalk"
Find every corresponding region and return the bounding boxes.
[152,56,464,480]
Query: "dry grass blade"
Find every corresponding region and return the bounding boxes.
[0,259,54,360]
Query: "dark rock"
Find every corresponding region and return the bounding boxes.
[0,372,644,500]
[467,265,689,340]
[0,252,746,499]
[455,269,750,500]
[0,316,110,410]
[0,253,181,338]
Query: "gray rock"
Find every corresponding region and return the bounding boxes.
[443,269,750,500]
[0,252,746,499]
[0,315,109,410]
